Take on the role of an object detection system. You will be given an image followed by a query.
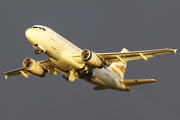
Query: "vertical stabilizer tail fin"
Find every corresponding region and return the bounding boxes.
[108,48,129,79]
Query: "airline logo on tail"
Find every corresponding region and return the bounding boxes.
[108,48,129,79]
[109,61,127,79]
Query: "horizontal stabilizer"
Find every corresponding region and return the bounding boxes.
[93,86,109,91]
[120,79,157,86]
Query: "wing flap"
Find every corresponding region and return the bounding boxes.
[120,79,157,86]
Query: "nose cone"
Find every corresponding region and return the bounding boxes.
[25,28,34,44]
[25,28,39,44]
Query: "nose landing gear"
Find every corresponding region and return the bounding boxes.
[33,44,46,55]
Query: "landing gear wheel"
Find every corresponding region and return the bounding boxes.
[35,50,41,54]
[62,75,69,81]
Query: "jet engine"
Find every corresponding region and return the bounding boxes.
[23,58,45,77]
[81,49,102,68]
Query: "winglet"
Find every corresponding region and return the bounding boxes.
[174,49,177,54]
[4,75,7,79]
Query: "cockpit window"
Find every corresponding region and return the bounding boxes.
[32,26,46,31]
[42,27,46,31]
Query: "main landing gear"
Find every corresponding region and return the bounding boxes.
[62,69,76,82]
[35,50,42,54]
[62,75,69,81]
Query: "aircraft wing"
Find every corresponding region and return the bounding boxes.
[97,48,177,64]
[4,67,32,79]
[4,59,55,79]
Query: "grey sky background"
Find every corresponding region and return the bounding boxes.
[0,1,180,120]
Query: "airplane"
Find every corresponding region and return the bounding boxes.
[4,25,177,91]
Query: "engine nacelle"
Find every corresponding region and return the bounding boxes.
[81,49,102,67]
[23,58,45,77]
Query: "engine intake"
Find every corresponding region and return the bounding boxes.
[81,49,102,67]
[23,58,45,77]
[81,49,92,61]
